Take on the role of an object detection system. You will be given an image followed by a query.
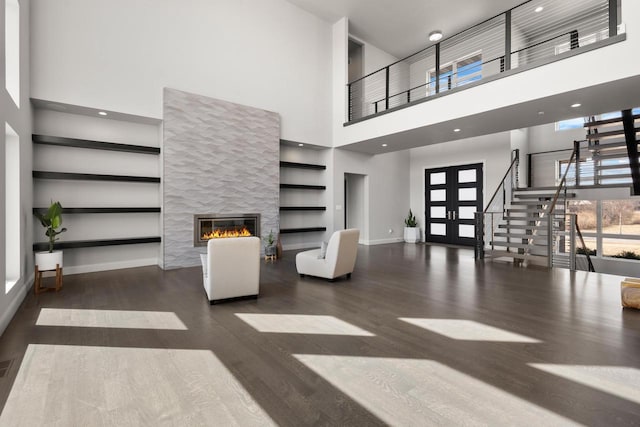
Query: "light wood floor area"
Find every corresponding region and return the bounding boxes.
[0,244,639,426]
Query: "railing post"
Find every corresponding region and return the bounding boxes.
[347,83,353,122]
[609,0,618,37]
[547,213,553,268]
[569,214,576,271]
[435,43,441,94]
[475,212,484,260]
[527,153,532,188]
[574,140,581,186]
[385,66,390,111]
[407,90,411,104]
[512,149,520,190]
[504,10,512,71]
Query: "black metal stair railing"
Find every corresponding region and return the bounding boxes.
[347,0,618,123]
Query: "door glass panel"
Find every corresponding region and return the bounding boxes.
[431,189,446,202]
[458,224,475,238]
[430,172,446,185]
[430,206,446,219]
[458,188,476,201]
[458,169,476,183]
[431,223,446,236]
[458,206,477,220]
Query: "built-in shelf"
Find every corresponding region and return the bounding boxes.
[33,134,161,155]
[33,207,161,215]
[279,206,326,211]
[280,227,327,234]
[33,237,161,251]
[280,184,326,190]
[279,161,326,170]
[33,171,161,183]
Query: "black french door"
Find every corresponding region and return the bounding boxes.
[425,163,483,246]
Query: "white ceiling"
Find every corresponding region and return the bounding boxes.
[285,0,525,58]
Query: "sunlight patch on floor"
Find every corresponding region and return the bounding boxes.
[399,318,541,342]
[36,308,188,330]
[530,364,640,405]
[0,344,275,426]
[294,355,578,426]
[235,313,374,336]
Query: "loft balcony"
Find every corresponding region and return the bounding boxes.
[345,0,623,126]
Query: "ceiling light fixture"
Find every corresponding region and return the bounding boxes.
[535,6,544,13]
[298,143,304,147]
[454,128,461,132]
[98,111,107,116]
[571,103,581,108]
[429,30,443,42]
[538,111,545,115]
[382,143,388,147]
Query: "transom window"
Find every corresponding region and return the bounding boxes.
[427,52,482,96]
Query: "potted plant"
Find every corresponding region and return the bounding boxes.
[34,201,67,271]
[404,209,420,243]
[265,229,277,257]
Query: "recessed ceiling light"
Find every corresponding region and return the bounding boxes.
[98,111,107,116]
[298,143,304,147]
[571,103,581,108]
[535,6,544,13]
[382,143,388,147]
[538,111,545,115]
[429,31,443,42]
[454,128,461,132]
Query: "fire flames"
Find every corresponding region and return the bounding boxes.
[202,226,252,240]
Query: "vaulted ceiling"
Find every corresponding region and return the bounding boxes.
[284,0,525,58]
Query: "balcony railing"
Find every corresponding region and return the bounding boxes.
[346,0,619,123]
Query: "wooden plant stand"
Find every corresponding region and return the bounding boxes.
[34,264,63,295]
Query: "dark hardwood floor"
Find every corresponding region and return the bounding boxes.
[0,243,639,425]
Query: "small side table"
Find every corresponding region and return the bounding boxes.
[34,264,63,295]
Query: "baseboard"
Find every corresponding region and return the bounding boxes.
[0,273,33,337]
[62,258,160,275]
[282,242,322,251]
[361,237,405,246]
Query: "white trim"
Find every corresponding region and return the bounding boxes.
[62,258,159,276]
[361,237,404,246]
[282,242,322,251]
[0,274,32,336]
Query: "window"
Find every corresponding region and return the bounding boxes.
[567,199,640,260]
[5,123,20,292]
[427,52,482,96]
[5,0,20,107]
[556,108,640,132]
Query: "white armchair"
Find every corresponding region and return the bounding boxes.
[295,229,359,281]
[200,236,260,304]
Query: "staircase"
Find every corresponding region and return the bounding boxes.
[477,109,638,270]
[585,109,640,192]
[484,188,575,266]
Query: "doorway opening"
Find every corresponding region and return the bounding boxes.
[344,173,366,243]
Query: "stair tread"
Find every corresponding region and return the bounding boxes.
[584,114,640,128]
[586,127,639,140]
[490,241,546,249]
[595,163,630,171]
[589,140,639,151]
[484,250,547,261]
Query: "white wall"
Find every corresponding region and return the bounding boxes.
[1,0,31,336]
[409,132,512,239]
[340,0,640,147]
[345,173,366,237]
[333,148,410,244]
[30,0,333,147]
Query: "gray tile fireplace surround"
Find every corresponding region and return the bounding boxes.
[163,88,280,269]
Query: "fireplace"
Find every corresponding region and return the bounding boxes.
[194,213,261,247]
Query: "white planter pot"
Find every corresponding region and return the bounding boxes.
[35,251,63,271]
[404,227,420,243]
